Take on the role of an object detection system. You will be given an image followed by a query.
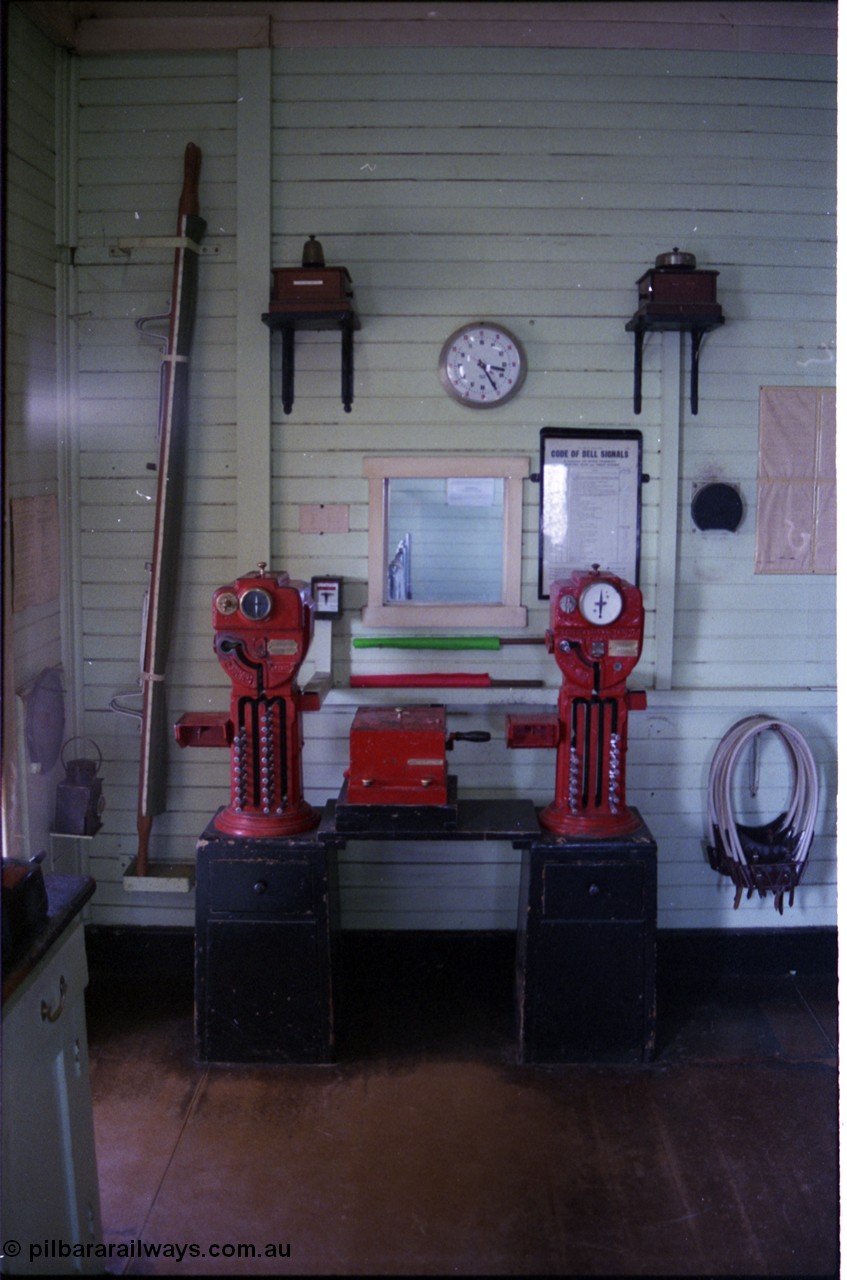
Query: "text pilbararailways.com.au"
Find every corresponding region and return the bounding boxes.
[2,1237,292,1265]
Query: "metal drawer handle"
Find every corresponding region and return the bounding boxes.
[41,975,68,1023]
[253,880,268,895]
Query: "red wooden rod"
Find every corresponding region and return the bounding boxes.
[350,674,543,688]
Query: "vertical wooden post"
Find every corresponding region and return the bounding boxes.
[654,332,683,690]
[236,49,272,569]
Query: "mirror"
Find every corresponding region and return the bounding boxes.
[386,477,504,603]
[363,455,529,628]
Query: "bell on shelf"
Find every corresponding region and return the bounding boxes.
[301,234,325,267]
[263,236,360,414]
[625,249,724,415]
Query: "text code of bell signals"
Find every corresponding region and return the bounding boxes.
[2,1238,292,1264]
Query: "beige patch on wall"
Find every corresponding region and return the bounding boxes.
[755,386,835,574]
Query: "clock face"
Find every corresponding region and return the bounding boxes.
[439,323,526,407]
[239,587,273,621]
[579,580,624,626]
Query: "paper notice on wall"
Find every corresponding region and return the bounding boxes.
[11,494,61,612]
[298,503,349,534]
[539,431,643,595]
[755,387,836,574]
[446,477,497,506]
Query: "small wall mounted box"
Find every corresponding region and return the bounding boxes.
[625,249,725,414]
[268,266,354,312]
[311,576,343,617]
[635,266,721,315]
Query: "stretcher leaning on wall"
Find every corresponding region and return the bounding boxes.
[109,143,205,877]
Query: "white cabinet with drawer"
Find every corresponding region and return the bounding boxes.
[2,908,102,1274]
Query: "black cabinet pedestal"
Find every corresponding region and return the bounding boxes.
[194,814,336,1064]
[194,802,657,1066]
[517,814,657,1064]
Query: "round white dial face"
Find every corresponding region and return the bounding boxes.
[579,580,624,626]
[439,323,526,407]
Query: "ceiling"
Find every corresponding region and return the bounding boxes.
[16,1,839,57]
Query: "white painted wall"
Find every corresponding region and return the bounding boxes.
[7,6,836,930]
[3,6,69,865]
[5,9,61,667]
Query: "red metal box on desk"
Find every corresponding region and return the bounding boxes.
[345,706,449,806]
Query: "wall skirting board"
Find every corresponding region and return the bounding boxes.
[84,925,837,981]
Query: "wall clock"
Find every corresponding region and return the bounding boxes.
[438,322,527,407]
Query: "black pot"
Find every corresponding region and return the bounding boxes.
[2,852,48,965]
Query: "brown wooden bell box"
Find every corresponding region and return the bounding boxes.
[635,266,721,318]
[268,266,354,313]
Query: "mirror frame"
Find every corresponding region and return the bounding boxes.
[362,454,530,628]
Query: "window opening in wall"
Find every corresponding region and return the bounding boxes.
[363,455,529,628]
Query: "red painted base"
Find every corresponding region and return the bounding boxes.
[538,802,641,839]
[212,802,319,839]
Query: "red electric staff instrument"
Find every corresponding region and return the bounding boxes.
[507,567,646,837]
[175,564,319,838]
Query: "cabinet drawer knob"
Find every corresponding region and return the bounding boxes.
[253,880,268,895]
[41,975,68,1023]
[588,883,601,897]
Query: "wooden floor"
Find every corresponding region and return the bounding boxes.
[85,929,838,1277]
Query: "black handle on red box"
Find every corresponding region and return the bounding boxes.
[446,731,491,751]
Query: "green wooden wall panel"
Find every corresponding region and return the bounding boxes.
[43,36,833,929]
